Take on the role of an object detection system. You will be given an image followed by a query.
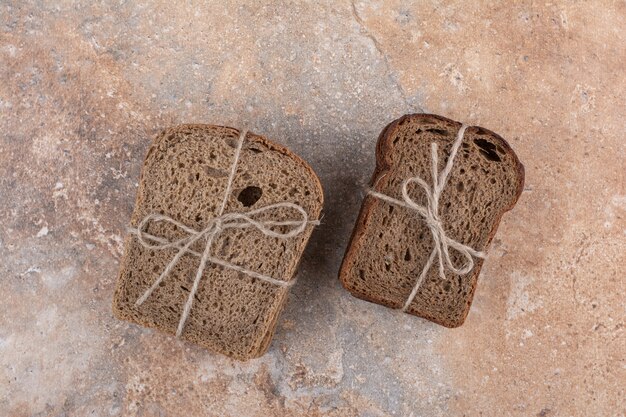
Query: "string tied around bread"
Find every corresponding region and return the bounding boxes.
[128,129,320,337]
[368,124,486,312]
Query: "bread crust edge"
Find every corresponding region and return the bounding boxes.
[112,124,324,360]
[339,114,524,327]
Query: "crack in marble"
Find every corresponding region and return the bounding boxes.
[350,0,423,113]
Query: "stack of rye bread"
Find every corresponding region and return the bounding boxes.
[113,114,524,360]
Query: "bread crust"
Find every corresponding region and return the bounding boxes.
[339,114,524,327]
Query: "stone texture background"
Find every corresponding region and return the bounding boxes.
[1,1,624,416]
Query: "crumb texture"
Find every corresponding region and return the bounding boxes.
[113,125,323,359]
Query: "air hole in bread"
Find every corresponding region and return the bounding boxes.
[474,138,502,162]
[426,128,448,136]
[237,186,262,207]
[247,144,264,153]
[456,181,464,192]
[226,137,238,148]
[404,248,411,261]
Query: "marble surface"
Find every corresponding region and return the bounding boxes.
[1,1,624,416]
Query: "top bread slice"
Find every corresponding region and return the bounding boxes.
[113,125,323,360]
[339,114,524,327]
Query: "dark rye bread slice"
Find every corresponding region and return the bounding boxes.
[339,114,524,327]
[113,125,323,360]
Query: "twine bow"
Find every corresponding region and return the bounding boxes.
[368,124,486,312]
[128,129,319,336]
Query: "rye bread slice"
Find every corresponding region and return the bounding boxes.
[339,114,524,327]
[113,125,323,360]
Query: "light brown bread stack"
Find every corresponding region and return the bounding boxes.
[113,125,323,360]
[340,114,524,327]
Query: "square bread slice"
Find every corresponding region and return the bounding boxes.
[113,125,323,360]
[339,114,524,327]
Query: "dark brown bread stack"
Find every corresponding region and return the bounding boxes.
[113,125,323,360]
[339,114,524,327]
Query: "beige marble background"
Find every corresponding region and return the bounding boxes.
[1,1,624,416]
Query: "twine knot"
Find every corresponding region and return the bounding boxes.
[128,129,319,337]
[368,124,486,312]
[212,218,224,234]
